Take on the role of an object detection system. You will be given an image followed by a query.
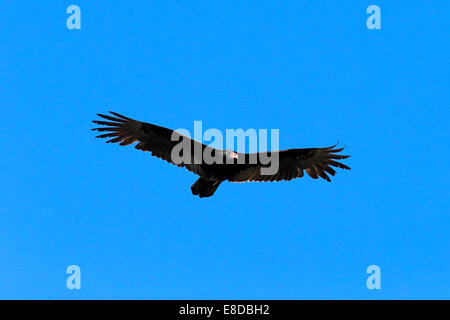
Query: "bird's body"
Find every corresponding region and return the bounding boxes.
[92,112,351,197]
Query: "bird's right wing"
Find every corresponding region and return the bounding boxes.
[91,111,208,174]
[229,146,351,182]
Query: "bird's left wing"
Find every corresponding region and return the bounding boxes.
[91,111,207,174]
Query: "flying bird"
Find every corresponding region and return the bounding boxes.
[92,112,351,198]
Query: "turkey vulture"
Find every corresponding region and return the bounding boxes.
[92,112,351,198]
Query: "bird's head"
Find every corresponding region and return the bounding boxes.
[225,150,239,160]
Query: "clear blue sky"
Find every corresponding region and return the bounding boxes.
[0,1,449,299]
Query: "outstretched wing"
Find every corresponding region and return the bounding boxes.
[91,111,208,174]
[229,146,351,182]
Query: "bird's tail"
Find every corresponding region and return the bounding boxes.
[191,178,222,198]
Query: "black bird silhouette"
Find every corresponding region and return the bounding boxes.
[92,112,351,198]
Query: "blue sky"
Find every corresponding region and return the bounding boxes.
[0,1,449,299]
